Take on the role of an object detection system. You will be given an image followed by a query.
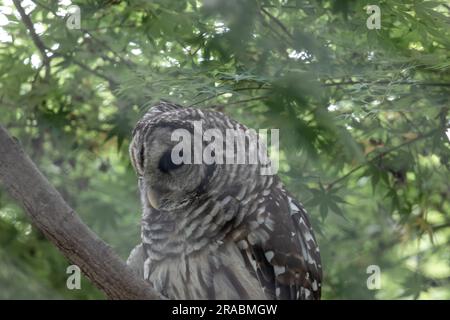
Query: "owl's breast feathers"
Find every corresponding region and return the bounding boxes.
[133,176,322,300]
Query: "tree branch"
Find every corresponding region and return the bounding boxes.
[323,80,450,87]
[13,0,51,78]
[0,125,162,300]
[260,6,294,41]
[64,54,119,87]
[326,129,439,189]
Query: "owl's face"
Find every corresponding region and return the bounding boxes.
[130,103,266,212]
[132,125,214,211]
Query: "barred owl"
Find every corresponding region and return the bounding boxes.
[127,101,322,300]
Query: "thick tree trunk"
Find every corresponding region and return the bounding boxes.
[0,125,161,300]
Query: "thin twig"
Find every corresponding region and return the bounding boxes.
[323,80,450,87]
[260,6,294,40]
[189,86,271,107]
[327,129,439,189]
[50,50,118,87]
[13,0,51,78]
[226,95,269,105]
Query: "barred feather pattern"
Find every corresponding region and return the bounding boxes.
[128,101,322,300]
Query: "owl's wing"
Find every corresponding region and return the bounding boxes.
[238,190,322,300]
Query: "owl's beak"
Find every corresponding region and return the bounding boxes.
[147,188,161,209]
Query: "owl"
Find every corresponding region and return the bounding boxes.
[127,101,322,300]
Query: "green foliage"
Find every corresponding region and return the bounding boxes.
[0,0,449,299]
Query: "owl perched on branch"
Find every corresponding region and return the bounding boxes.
[127,101,322,300]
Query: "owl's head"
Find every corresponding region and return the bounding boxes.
[129,101,270,211]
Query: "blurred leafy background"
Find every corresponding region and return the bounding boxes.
[0,0,449,299]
